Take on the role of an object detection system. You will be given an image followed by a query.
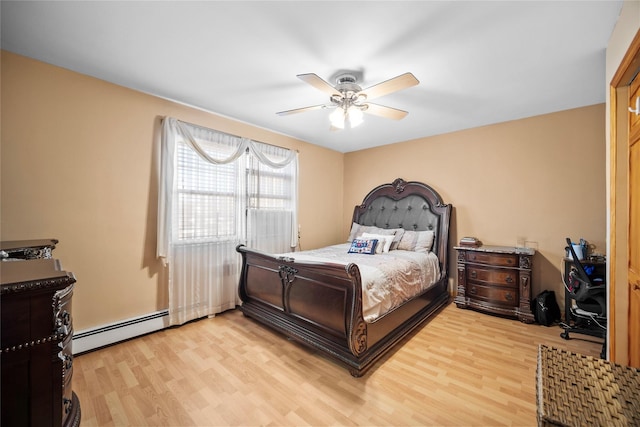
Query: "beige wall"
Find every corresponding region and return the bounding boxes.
[605,1,640,364]
[2,50,608,336]
[344,104,607,302]
[1,51,344,331]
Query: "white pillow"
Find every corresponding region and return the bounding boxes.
[362,232,394,253]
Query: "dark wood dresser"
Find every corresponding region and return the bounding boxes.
[1,256,81,426]
[454,245,535,323]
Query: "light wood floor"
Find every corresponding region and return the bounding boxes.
[73,302,602,426]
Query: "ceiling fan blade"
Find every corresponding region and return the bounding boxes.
[361,72,419,100]
[276,104,330,116]
[297,73,341,97]
[363,103,409,120]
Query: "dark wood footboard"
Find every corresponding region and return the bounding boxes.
[236,245,368,360]
[236,244,449,376]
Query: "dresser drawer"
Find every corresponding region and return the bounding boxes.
[466,283,518,307]
[465,251,517,267]
[0,256,81,427]
[466,265,517,287]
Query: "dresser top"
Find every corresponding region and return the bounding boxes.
[454,244,535,256]
[0,239,58,252]
[0,258,75,293]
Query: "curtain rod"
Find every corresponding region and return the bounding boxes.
[173,117,299,153]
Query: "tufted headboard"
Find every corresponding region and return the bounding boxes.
[352,178,452,278]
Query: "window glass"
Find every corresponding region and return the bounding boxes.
[175,139,240,241]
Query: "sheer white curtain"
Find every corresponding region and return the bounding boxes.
[158,117,297,325]
[246,141,298,253]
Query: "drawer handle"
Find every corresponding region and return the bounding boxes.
[58,352,73,371]
[56,311,71,336]
[505,276,514,284]
[63,397,72,414]
[470,270,477,279]
[505,292,513,301]
[469,286,477,295]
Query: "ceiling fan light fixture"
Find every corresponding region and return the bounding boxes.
[347,106,364,128]
[329,107,346,129]
[329,105,364,129]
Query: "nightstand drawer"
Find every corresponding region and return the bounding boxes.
[465,251,517,267]
[467,283,518,306]
[467,266,517,287]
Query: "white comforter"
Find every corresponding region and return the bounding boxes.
[278,243,441,323]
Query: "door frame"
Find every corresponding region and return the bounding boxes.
[609,28,640,362]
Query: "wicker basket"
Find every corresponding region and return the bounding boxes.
[536,345,640,426]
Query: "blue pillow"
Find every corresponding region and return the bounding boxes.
[348,238,378,254]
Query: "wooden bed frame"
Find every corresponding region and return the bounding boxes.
[236,178,452,376]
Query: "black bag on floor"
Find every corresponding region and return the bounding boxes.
[531,290,561,326]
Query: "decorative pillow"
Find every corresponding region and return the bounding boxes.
[361,233,394,253]
[397,230,436,253]
[348,223,372,242]
[347,238,379,255]
[385,228,405,250]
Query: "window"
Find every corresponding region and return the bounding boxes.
[158,117,298,325]
[246,142,297,252]
[247,142,295,210]
[175,138,240,242]
[168,122,297,250]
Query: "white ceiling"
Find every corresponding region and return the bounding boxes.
[1,1,622,153]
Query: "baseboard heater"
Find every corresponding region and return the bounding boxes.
[72,310,170,355]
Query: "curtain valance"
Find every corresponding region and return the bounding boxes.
[163,117,296,167]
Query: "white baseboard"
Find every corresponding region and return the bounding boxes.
[72,310,170,354]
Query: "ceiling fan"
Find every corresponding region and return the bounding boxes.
[277,72,419,130]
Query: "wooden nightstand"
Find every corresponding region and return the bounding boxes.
[454,245,535,323]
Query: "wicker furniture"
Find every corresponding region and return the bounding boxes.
[536,345,640,426]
